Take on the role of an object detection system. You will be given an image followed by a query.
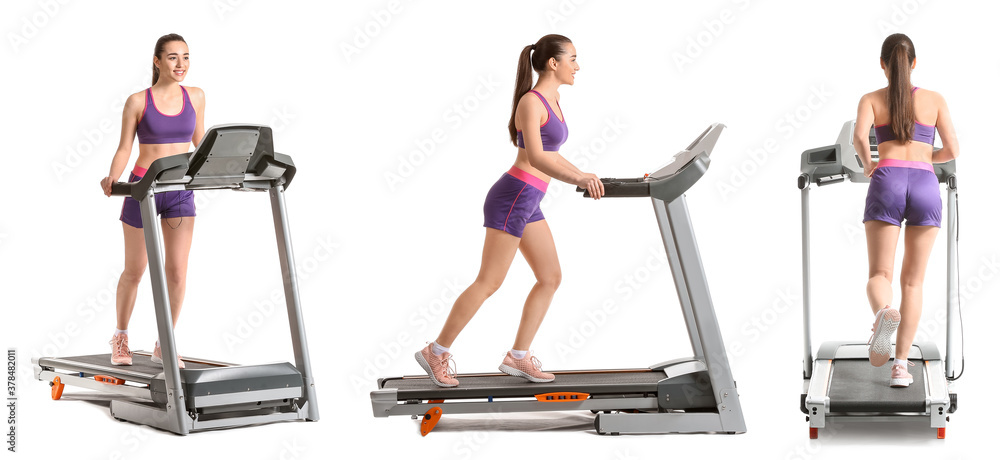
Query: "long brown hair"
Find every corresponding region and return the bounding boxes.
[152,33,187,85]
[508,34,572,145]
[880,33,916,143]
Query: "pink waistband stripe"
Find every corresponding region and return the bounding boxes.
[132,165,149,177]
[876,158,934,172]
[507,166,549,193]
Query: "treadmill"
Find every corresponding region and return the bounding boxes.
[798,120,959,439]
[372,123,746,436]
[34,124,320,435]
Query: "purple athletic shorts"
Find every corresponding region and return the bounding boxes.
[483,166,548,238]
[863,159,941,227]
[120,165,196,228]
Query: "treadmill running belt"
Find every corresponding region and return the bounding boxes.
[382,371,664,400]
[828,359,926,412]
[40,353,219,380]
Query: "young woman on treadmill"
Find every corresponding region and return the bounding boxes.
[100,33,206,369]
[415,34,605,387]
[856,33,959,387]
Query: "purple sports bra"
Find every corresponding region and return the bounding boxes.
[873,87,936,145]
[516,90,568,151]
[136,86,196,144]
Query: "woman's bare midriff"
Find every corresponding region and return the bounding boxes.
[513,148,553,183]
[874,141,933,163]
[135,142,192,169]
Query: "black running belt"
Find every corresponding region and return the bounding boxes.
[381,371,664,400]
[38,353,222,383]
[828,359,926,412]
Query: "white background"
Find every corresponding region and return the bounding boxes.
[2,0,997,458]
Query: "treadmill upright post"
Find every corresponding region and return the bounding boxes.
[800,182,813,379]
[945,176,958,379]
[137,188,188,435]
[652,198,704,359]
[654,194,746,433]
[269,182,320,421]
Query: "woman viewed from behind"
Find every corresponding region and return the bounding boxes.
[855,33,958,387]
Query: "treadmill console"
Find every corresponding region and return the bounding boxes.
[799,120,954,189]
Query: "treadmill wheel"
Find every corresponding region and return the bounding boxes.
[420,406,442,437]
[937,428,945,439]
[809,427,818,439]
[50,377,64,400]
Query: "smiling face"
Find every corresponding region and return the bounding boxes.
[548,42,579,85]
[154,40,190,83]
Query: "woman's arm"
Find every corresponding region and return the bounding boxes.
[101,92,143,196]
[932,93,959,163]
[854,93,877,177]
[188,86,206,147]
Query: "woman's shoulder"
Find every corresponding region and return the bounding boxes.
[914,86,944,100]
[122,90,147,113]
[182,86,205,99]
[860,87,886,102]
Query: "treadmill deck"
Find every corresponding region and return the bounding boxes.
[38,352,225,382]
[381,370,666,400]
[828,359,926,413]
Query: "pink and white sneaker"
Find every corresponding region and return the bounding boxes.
[890,361,915,388]
[415,344,459,387]
[109,333,132,366]
[151,343,185,369]
[498,351,555,383]
[868,306,900,367]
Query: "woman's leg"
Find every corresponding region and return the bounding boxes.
[161,216,195,328]
[116,223,148,330]
[896,225,939,359]
[435,228,522,347]
[511,220,561,351]
[865,220,901,314]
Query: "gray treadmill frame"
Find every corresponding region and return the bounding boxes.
[799,120,957,431]
[35,124,319,435]
[372,123,746,435]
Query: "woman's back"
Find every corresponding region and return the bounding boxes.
[866,86,943,163]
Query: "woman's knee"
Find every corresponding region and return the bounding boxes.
[163,264,188,287]
[536,270,561,291]
[899,274,925,290]
[474,276,505,297]
[868,268,892,282]
[120,267,145,285]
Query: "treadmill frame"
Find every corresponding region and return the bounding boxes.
[372,123,746,435]
[34,125,319,435]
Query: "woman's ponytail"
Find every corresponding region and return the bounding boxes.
[880,34,915,143]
